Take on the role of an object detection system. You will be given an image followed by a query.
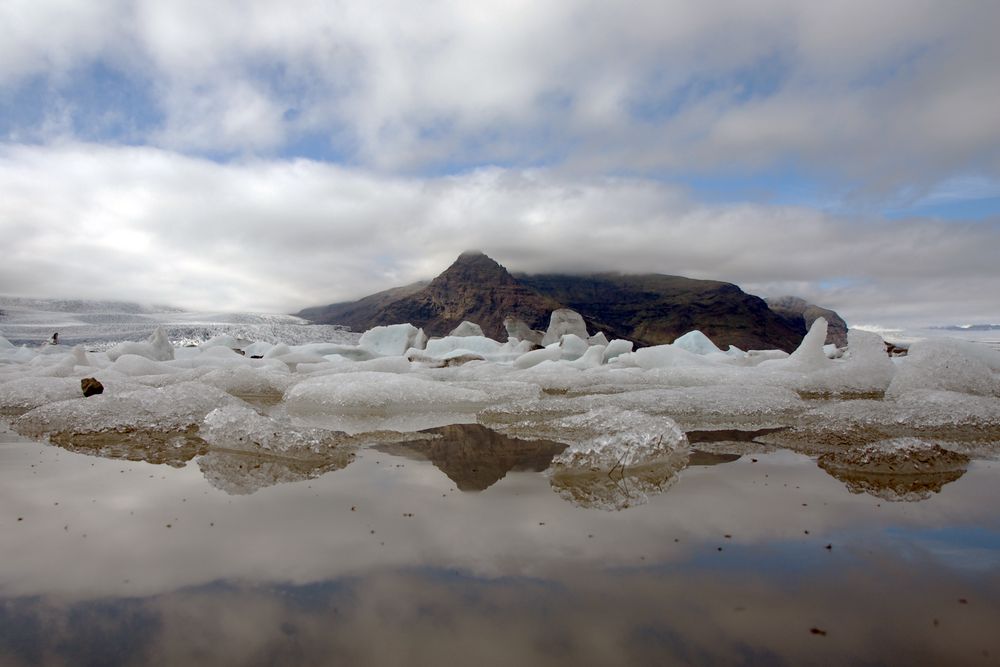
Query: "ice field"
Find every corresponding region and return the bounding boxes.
[2,304,999,509]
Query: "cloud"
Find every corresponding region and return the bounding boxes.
[1,1,998,192]
[0,143,997,326]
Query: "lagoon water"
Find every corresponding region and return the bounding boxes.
[2,422,999,666]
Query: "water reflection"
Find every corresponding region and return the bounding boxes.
[3,422,1000,665]
[198,449,355,495]
[688,450,741,467]
[548,452,689,511]
[374,423,566,491]
[817,466,968,502]
[45,428,207,468]
[2,559,997,666]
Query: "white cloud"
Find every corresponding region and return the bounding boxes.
[1,1,998,188]
[0,143,997,327]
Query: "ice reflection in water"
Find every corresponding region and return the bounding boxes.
[198,449,355,495]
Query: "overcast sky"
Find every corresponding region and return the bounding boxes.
[1,1,999,327]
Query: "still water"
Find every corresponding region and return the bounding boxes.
[1,423,999,666]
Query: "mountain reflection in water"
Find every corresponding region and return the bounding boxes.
[374,423,567,491]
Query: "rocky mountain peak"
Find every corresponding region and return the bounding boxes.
[432,251,515,286]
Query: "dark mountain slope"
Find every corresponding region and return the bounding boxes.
[298,252,563,340]
[519,273,805,351]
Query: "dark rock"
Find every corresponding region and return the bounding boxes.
[766,296,848,347]
[885,342,908,357]
[80,377,104,397]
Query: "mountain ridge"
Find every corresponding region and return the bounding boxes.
[295,252,820,351]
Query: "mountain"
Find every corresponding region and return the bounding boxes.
[765,296,848,347]
[299,251,563,341]
[518,272,805,351]
[296,252,814,351]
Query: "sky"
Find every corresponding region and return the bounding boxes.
[1,1,999,327]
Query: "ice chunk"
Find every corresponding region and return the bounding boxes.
[15,381,239,436]
[541,309,588,346]
[0,377,83,411]
[423,335,505,358]
[199,366,294,398]
[286,371,489,414]
[672,330,723,355]
[603,339,634,363]
[264,343,291,358]
[568,345,606,369]
[504,317,543,345]
[588,332,609,347]
[787,317,829,368]
[109,354,180,377]
[449,321,484,337]
[548,407,688,468]
[297,355,413,377]
[625,343,715,370]
[545,407,690,510]
[512,346,563,369]
[200,334,246,350]
[558,334,589,360]
[106,327,174,362]
[359,324,428,356]
[200,404,349,457]
[886,338,999,398]
[798,329,896,396]
[0,334,14,350]
[272,351,330,371]
[72,345,93,367]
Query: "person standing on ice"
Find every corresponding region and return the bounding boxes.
[48,332,59,345]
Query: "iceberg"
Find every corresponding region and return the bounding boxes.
[672,330,723,355]
[541,309,589,346]
[359,324,427,356]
